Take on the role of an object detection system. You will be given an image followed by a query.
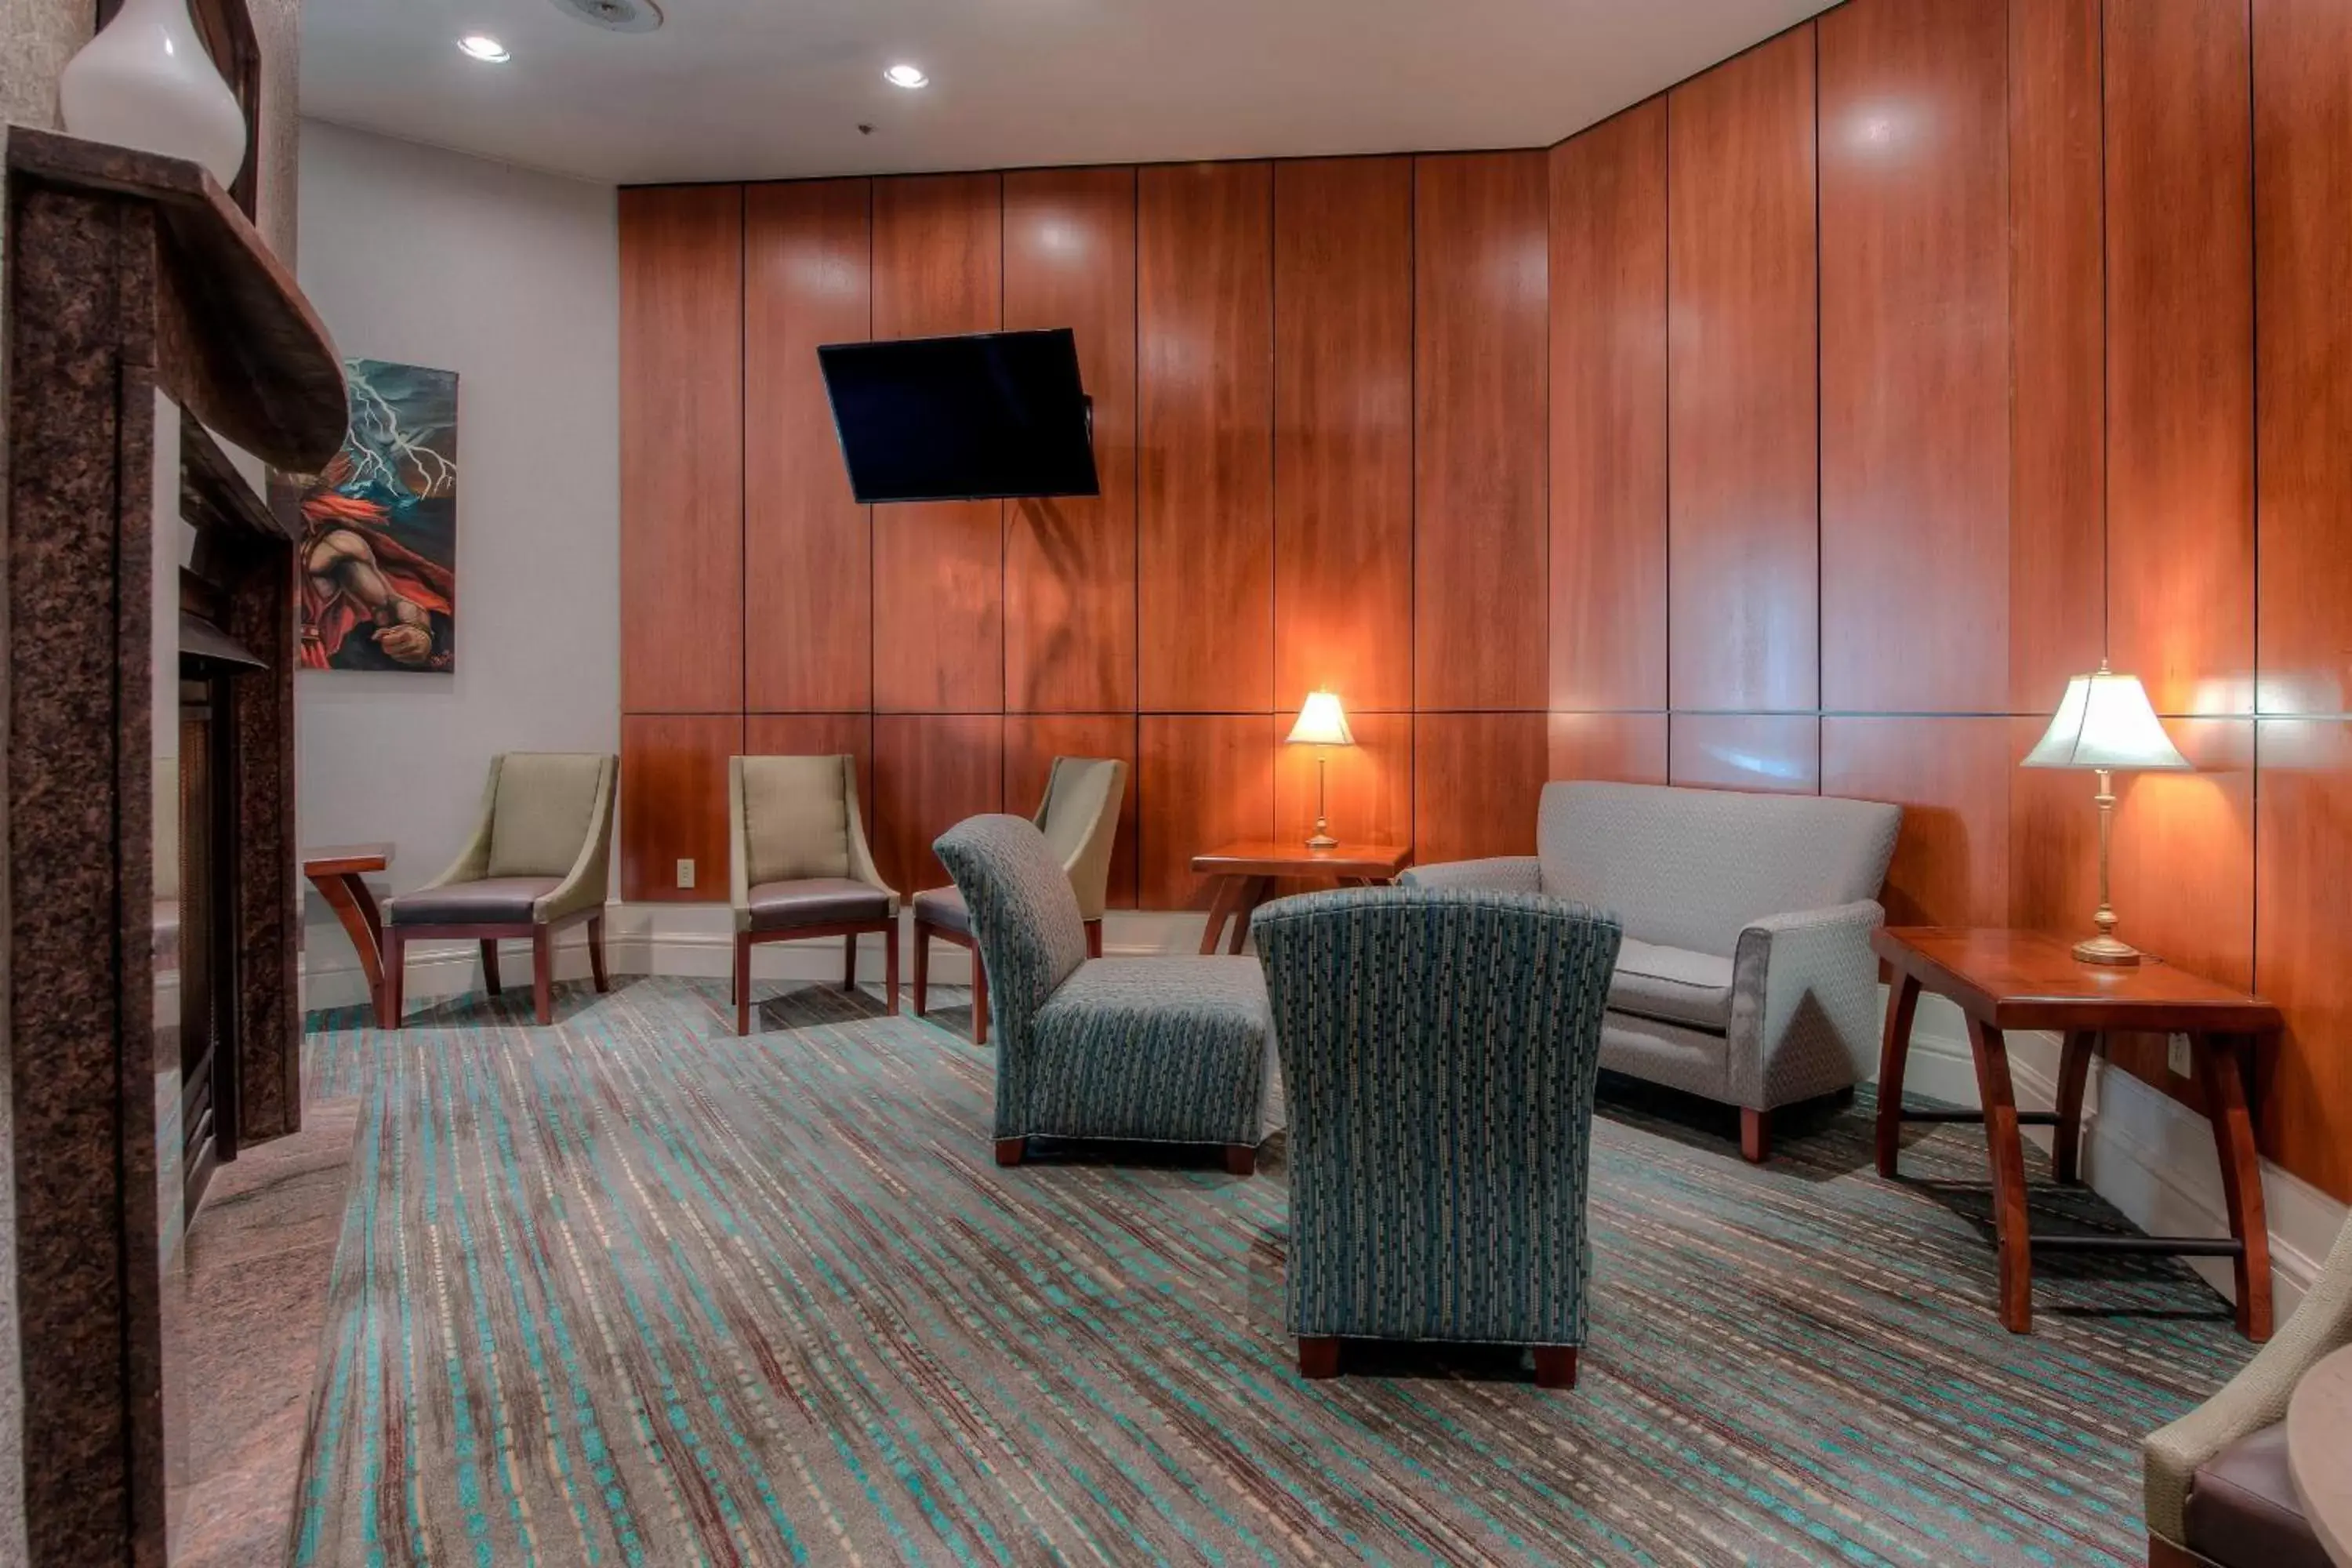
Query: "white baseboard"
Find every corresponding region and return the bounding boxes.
[1893,992,2343,1326]
[298,903,1217,1011]
[299,907,2346,1329]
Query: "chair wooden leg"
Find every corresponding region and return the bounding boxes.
[1298,1337,1341,1380]
[1085,918,1103,959]
[994,1137,1025,1167]
[843,931,858,993]
[587,915,609,993]
[1740,1106,1772,1163]
[971,952,989,1046]
[1533,1346,1579,1390]
[531,927,554,1025]
[1223,1143,1256,1176]
[735,932,752,1036]
[883,921,900,1015]
[912,920,932,1016]
[481,938,503,996]
[383,928,405,1028]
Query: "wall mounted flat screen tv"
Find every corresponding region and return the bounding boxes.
[818,328,1099,503]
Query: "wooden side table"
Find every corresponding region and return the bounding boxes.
[1189,840,1411,955]
[2289,1345,2352,1566]
[1873,927,2279,1339]
[303,844,393,1025]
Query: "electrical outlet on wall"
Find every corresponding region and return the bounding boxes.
[676,858,695,890]
[2167,1033,2193,1080]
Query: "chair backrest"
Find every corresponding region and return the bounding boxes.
[485,753,614,878]
[1252,885,1624,1346]
[1031,757,1127,920]
[934,815,1091,1035]
[1537,781,1900,956]
[735,755,855,884]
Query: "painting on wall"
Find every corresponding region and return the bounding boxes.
[272,358,459,672]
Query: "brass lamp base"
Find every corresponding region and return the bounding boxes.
[2073,769,2150,967]
[1303,751,1338,849]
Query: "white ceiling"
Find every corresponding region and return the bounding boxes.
[300,0,1837,186]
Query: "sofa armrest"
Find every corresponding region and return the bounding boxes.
[2146,1214,2352,1542]
[1399,856,1543,894]
[1726,899,1886,1110]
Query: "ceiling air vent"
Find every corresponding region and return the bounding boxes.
[549,0,662,33]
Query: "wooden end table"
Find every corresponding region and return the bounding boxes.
[2289,1345,2352,1566]
[303,843,393,1025]
[1189,840,1411,955]
[1873,927,2280,1341]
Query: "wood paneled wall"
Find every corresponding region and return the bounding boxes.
[620,0,2352,1200]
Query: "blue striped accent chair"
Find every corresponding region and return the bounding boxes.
[934,815,1276,1174]
[1250,885,1624,1389]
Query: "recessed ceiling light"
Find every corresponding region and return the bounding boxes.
[883,63,928,89]
[459,34,512,63]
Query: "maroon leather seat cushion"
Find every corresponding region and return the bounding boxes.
[387,877,561,926]
[913,886,971,935]
[2184,1422,2328,1568]
[747,878,890,932]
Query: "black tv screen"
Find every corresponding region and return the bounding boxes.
[818,328,1099,503]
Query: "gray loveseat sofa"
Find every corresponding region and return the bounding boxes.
[1405,782,1901,1161]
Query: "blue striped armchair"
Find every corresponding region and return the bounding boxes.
[1250,886,1623,1388]
[934,815,1277,1172]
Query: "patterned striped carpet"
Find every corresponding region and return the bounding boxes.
[295,975,2249,1566]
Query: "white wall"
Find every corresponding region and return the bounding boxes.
[294,120,619,979]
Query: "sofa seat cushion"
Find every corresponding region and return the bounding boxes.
[1608,939,1735,1031]
[746,877,890,933]
[1027,958,1273,1145]
[388,877,561,926]
[2185,1422,2328,1568]
[913,885,971,935]
[1600,1012,1731,1103]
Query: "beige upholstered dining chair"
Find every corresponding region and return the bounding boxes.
[730,754,899,1035]
[383,752,616,1027]
[913,755,1126,1044]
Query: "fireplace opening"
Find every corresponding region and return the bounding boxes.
[177,608,263,1218]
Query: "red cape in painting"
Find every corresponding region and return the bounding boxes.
[299,488,457,670]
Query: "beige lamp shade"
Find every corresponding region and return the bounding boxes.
[2022,669,2190,772]
[1286,690,1354,748]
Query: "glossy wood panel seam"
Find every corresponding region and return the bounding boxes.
[868,177,879,729]
[1811,19,1822,782]
[739,183,748,720]
[1664,85,1675,782]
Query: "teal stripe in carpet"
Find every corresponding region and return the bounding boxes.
[294,978,2250,1566]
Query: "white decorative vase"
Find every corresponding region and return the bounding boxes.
[59,0,248,189]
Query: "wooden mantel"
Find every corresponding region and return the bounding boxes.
[5,126,346,468]
[3,125,344,1568]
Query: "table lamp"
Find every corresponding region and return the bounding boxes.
[1285,690,1354,849]
[2021,661,2190,966]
